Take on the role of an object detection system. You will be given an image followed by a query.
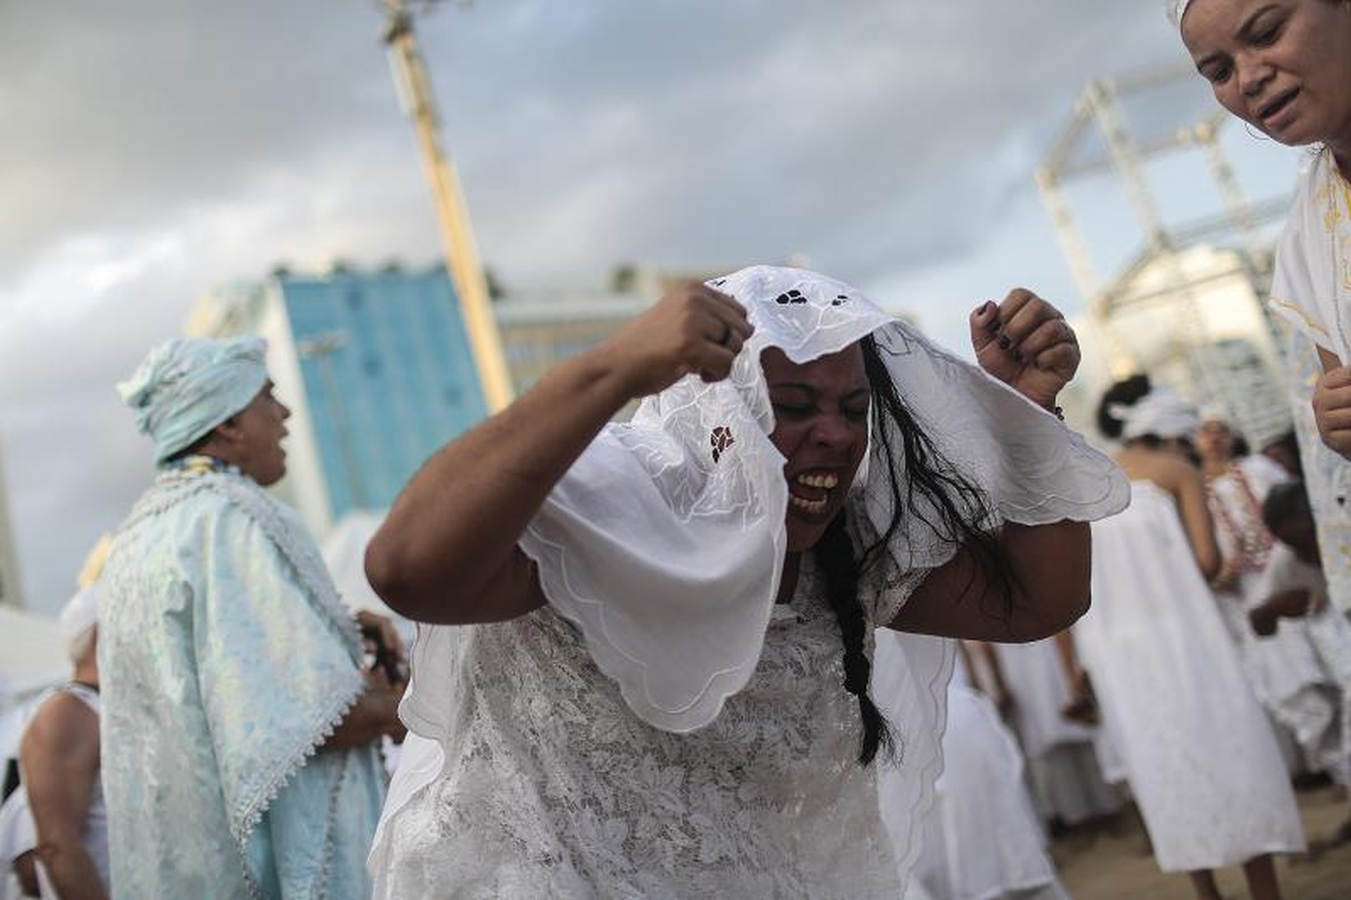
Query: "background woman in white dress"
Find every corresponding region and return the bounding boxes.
[984,637,1121,832]
[1072,377,1305,900]
[1197,410,1343,774]
[1196,409,1290,611]
[362,268,1128,898]
[879,638,1070,900]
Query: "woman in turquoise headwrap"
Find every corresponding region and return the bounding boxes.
[99,336,404,900]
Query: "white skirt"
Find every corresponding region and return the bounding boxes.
[1078,482,1305,871]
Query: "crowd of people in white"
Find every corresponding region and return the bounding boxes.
[3,1,1351,898]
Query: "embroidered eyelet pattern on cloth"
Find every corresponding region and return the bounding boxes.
[710,425,735,463]
[378,266,1129,898]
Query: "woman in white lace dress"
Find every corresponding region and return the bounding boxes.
[1074,378,1304,900]
[364,267,1128,898]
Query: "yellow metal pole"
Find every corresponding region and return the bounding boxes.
[383,1,514,412]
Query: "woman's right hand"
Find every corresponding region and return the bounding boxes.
[599,282,753,398]
[367,283,749,626]
[1313,364,1351,460]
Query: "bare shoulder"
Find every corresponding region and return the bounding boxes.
[1129,454,1197,496]
[21,693,99,760]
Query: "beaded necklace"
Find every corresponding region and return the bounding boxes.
[1206,462,1274,574]
[163,454,238,477]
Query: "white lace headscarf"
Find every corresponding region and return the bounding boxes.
[1112,387,1200,442]
[118,337,268,463]
[403,265,1129,737]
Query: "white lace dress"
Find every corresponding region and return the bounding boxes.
[371,561,921,899]
[369,266,1129,897]
[1076,481,1305,872]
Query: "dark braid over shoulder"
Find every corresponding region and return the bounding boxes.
[814,515,891,764]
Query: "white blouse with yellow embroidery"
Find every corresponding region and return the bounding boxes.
[1271,146,1351,363]
[1271,147,1351,615]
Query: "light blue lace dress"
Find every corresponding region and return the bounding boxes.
[98,466,385,899]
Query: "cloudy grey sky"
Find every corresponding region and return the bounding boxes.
[0,1,1302,613]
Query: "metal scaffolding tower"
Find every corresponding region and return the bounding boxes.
[1035,66,1293,443]
[1036,66,1283,295]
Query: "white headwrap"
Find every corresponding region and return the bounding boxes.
[1198,404,1230,427]
[59,584,100,663]
[1167,0,1193,28]
[1112,387,1200,441]
[118,336,268,463]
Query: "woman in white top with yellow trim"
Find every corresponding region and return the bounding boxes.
[1174,0,1351,611]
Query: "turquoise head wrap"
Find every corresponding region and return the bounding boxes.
[118,336,269,464]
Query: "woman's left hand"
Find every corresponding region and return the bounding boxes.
[970,289,1079,410]
[356,609,407,666]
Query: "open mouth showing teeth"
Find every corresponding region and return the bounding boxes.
[1259,89,1298,122]
[788,495,828,513]
[788,472,838,514]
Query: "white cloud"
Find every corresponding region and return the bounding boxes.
[0,1,1265,611]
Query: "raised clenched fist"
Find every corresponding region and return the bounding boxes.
[601,282,754,399]
[970,288,1080,411]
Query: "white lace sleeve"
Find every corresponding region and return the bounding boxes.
[861,321,1129,624]
[518,368,791,733]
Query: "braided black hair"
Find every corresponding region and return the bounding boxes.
[815,515,891,765]
[812,334,1015,765]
